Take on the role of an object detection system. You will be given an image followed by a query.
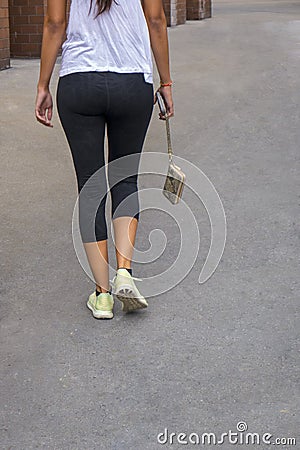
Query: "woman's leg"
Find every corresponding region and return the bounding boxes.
[106,73,154,271]
[56,72,110,293]
[83,240,110,293]
[113,216,138,270]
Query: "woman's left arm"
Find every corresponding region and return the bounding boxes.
[35,0,67,127]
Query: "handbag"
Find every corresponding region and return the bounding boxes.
[156,91,186,205]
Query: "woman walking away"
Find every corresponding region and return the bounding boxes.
[35,0,174,319]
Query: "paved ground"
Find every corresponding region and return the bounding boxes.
[1,1,299,449]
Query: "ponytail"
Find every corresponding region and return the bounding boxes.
[88,0,114,18]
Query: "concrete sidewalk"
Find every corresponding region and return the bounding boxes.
[1,1,299,448]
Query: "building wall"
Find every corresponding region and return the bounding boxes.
[163,0,186,27]
[0,0,10,70]
[187,0,212,20]
[8,0,46,58]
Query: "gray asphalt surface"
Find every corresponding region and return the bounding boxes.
[1,1,299,448]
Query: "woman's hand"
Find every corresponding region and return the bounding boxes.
[155,85,174,120]
[35,87,54,127]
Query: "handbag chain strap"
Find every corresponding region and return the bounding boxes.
[156,90,173,163]
[165,115,173,163]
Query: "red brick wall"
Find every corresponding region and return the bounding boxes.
[177,0,186,24]
[186,0,212,20]
[8,0,46,57]
[0,0,10,70]
[163,0,186,27]
[203,0,212,19]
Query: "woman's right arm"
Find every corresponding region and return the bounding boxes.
[141,0,174,118]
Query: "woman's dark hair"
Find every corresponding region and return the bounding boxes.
[88,0,114,18]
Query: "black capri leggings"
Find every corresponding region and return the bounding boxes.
[56,71,154,242]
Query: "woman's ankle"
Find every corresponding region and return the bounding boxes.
[96,286,110,295]
[117,267,132,275]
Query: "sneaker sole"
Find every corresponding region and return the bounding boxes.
[115,287,148,313]
[86,301,114,319]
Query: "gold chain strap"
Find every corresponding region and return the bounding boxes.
[156,90,173,163]
[165,115,173,163]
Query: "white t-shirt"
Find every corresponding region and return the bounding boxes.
[59,0,153,83]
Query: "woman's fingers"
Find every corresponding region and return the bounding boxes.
[36,107,53,127]
[167,103,174,118]
[35,90,54,127]
[35,107,47,125]
[159,104,174,120]
[157,86,174,120]
[47,105,53,122]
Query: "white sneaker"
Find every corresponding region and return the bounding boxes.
[110,268,148,313]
